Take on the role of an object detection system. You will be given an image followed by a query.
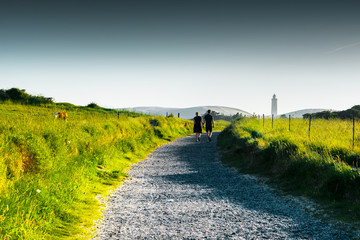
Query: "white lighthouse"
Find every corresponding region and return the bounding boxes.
[271,94,277,116]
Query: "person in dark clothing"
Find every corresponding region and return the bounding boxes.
[193,112,202,142]
[203,109,215,142]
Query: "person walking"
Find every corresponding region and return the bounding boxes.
[203,109,215,142]
[193,112,202,142]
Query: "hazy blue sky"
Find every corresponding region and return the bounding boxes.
[1,0,360,114]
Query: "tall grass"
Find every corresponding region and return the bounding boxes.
[249,117,360,166]
[212,119,231,132]
[0,103,192,239]
[218,117,360,203]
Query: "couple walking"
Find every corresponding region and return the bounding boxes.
[193,109,214,142]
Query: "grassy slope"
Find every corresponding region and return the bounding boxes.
[0,103,192,239]
[217,117,360,226]
[212,119,231,132]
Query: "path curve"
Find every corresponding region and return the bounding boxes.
[95,132,351,239]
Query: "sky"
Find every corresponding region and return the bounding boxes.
[1,0,360,115]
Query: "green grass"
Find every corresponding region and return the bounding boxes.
[212,119,231,132]
[0,102,192,239]
[218,117,360,225]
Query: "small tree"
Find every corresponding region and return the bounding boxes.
[0,89,7,101]
[6,88,30,102]
[87,102,100,108]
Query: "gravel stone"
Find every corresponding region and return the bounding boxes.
[94,132,352,239]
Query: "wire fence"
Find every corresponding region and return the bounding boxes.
[257,114,359,149]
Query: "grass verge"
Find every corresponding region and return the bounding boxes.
[217,118,360,228]
[0,103,192,239]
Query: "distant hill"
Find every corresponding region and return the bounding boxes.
[121,106,251,119]
[279,109,330,118]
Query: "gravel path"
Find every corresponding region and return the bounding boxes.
[95,132,352,239]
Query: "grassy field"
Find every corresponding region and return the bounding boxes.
[212,119,231,132]
[0,102,194,239]
[218,117,360,224]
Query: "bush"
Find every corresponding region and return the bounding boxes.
[87,102,100,108]
[0,88,54,106]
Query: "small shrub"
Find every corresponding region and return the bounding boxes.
[87,102,100,108]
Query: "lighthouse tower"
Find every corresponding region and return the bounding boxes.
[271,94,277,116]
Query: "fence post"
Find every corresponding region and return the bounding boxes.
[178,113,180,118]
[272,114,274,129]
[263,114,265,128]
[308,115,312,139]
[353,116,355,148]
[289,115,291,131]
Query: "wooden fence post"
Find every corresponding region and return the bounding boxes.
[178,113,180,118]
[308,115,312,139]
[263,114,265,128]
[272,114,274,129]
[353,116,355,148]
[289,115,291,131]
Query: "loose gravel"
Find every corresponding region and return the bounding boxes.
[95,132,353,239]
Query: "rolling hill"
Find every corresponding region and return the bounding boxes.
[121,106,251,119]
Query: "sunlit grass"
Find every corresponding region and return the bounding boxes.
[0,102,192,239]
[245,117,360,166]
[213,119,231,132]
[218,117,360,204]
